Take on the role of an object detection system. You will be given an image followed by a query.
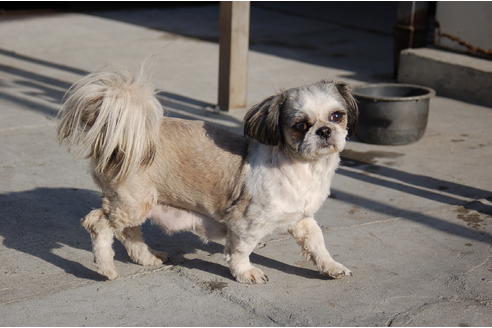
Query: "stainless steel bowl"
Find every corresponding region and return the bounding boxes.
[352,83,436,145]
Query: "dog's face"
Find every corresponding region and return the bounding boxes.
[244,80,358,161]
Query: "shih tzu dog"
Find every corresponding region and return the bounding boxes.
[57,70,358,284]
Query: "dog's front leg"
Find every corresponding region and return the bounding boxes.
[225,232,268,284]
[288,217,352,279]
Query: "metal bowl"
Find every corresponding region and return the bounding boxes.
[352,83,436,145]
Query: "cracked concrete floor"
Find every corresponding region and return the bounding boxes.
[0,4,491,326]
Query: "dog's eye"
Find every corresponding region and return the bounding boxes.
[293,122,309,132]
[330,111,345,123]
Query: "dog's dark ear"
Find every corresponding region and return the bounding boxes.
[244,93,285,145]
[334,81,358,137]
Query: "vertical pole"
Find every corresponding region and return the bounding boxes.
[393,2,429,77]
[218,1,250,111]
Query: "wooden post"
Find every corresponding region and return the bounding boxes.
[218,1,250,111]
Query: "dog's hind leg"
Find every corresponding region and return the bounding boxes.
[114,226,167,266]
[82,209,119,280]
[103,190,166,269]
[288,217,352,279]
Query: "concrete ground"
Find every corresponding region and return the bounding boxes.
[0,4,491,326]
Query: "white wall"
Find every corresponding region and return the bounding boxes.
[435,2,492,55]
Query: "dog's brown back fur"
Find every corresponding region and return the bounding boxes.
[149,118,249,219]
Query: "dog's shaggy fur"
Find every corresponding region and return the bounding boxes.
[58,71,358,283]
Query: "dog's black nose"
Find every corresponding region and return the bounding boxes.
[316,127,331,139]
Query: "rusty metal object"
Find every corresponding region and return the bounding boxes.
[436,26,492,58]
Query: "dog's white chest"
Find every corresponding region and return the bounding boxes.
[245,145,338,226]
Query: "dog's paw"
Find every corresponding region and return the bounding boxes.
[234,267,269,284]
[133,250,168,266]
[138,255,164,266]
[321,261,352,279]
[98,267,119,280]
[144,250,168,266]
[152,250,169,263]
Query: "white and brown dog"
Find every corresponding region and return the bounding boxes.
[58,71,358,284]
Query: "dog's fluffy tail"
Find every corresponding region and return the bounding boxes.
[57,70,163,184]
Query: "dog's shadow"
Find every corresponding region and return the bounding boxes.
[0,187,107,280]
[0,187,323,282]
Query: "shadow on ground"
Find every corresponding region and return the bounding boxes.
[340,150,492,210]
[1,184,490,283]
[0,48,242,131]
[87,2,398,82]
[0,187,326,282]
[0,188,103,280]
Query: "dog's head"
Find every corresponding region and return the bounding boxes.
[244,80,358,160]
